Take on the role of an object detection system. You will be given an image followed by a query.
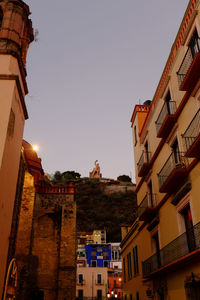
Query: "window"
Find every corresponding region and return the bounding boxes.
[136,291,140,300]
[0,7,3,29]
[134,125,137,145]
[127,252,132,280]
[103,261,109,267]
[171,138,180,164]
[7,109,15,137]
[123,258,126,282]
[78,274,84,284]
[148,181,153,205]
[91,260,97,267]
[189,28,200,57]
[180,204,195,251]
[91,251,96,259]
[133,246,139,275]
[165,90,174,114]
[97,274,102,284]
[97,289,102,300]
[114,280,117,288]
[152,232,161,268]
[104,251,108,259]
[78,289,83,299]
[144,141,150,162]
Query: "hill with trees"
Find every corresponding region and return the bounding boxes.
[52,172,137,242]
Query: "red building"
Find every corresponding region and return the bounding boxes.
[107,269,122,299]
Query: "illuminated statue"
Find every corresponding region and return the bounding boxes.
[89,160,102,178]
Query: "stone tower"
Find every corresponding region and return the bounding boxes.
[0,0,33,298]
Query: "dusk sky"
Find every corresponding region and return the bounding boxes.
[24,0,189,182]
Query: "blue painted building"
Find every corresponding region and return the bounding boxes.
[85,243,112,267]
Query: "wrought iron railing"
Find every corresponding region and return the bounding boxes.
[158,151,188,189]
[182,109,200,153]
[142,221,200,276]
[177,37,200,86]
[138,193,157,218]
[155,101,177,134]
[137,151,151,175]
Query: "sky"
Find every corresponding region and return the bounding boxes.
[24,0,189,182]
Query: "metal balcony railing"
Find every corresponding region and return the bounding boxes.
[177,37,200,86]
[155,101,177,134]
[138,193,157,218]
[137,151,151,175]
[158,151,188,190]
[142,221,200,277]
[182,109,200,153]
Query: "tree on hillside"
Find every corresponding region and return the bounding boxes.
[117,175,132,182]
[52,170,81,184]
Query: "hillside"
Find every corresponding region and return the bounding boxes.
[75,179,137,242]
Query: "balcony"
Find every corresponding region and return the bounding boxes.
[155,101,177,139]
[177,38,200,92]
[182,109,200,158]
[158,151,188,193]
[142,222,200,277]
[137,151,152,177]
[138,193,157,222]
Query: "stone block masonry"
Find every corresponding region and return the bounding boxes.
[15,184,76,300]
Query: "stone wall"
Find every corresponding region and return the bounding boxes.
[32,192,76,300]
[15,179,76,300]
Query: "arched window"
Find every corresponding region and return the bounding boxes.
[0,7,3,29]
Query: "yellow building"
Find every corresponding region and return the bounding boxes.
[121,0,200,299]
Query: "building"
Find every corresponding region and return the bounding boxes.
[4,140,77,300]
[76,235,122,299]
[121,0,200,299]
[0,0,33,298]
[77,230,106,245]
[76,267,108,300]
[77,245,87,268]
[86,244,111,268]
[110,243,122,270]
[107,269,122,300]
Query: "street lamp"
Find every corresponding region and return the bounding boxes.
[32,144,39,152]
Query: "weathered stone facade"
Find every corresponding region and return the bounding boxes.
[14,142,77,300]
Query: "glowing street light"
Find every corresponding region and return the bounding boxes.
[32,145,39,152]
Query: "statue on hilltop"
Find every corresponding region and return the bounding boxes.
[89,160,102,178]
